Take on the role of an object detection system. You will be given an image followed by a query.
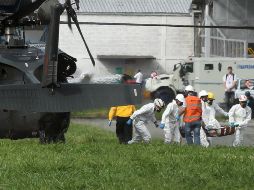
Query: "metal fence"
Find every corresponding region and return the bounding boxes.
[199,16,247,58]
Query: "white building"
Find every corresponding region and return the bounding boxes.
[193,0,254,58]
[59,0,194,78]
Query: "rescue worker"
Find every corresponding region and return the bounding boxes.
[198,90,210,147]
[229,95,252,147]
[201,92,228,146]
[245,91,254,119]
[199,90,208,104]
[127,99,165,144]
[108,105,136,144]
[203,92,228,129]
[179,85,202,145]
[159,94,185,144]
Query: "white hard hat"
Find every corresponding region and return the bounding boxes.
[175,94,185,103]
[239,95,247,102]
[199,90,208,98]
[154,98,165,109]
[185,85,194,92]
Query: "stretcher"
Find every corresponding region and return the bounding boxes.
[204,125,236,137]
[179,125,236,138]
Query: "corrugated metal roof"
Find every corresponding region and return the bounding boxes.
[77,0,192,14]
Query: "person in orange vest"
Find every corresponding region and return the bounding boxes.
[179,85,202,145]
[108,105,136,144]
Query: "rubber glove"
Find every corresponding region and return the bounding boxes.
[126,119,133,125]
[175,115,180,121]
[108,120,112,127]
[234,123,239,127]
[229,122,235,127]
[159,123,165,129]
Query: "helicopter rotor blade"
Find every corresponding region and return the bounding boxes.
[67,13,72,31]
[74,0,80,10]
[65,0,72,31]
[65,4,95,66]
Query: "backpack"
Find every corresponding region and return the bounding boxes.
[225,73,235,81]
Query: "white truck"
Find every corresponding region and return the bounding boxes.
[145,58,254,104]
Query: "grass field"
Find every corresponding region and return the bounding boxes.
[0,123,254,190]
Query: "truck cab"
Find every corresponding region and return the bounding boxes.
[145,60,193,104]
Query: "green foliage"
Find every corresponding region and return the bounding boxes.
[0,123,254,189]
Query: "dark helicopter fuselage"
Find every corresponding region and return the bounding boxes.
[0,0,142,142]
[0,32,76,141]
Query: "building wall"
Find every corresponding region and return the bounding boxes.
[213,0,254,42]
[59,14,194,78]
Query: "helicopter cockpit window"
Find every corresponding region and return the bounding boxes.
[0,36,6,45]
[6,27,25,46]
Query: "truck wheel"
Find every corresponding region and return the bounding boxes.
[152,88,175,104]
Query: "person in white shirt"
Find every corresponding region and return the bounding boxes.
[159,94,185,144]
[127,99,165,144]
[229,95,252,147]
[134,69,143,84]
[223,66,237,111]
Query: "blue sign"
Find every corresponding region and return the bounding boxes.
[237,64,254,69]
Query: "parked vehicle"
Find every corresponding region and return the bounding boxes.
[145,58,254,104]
[235,79,254,99]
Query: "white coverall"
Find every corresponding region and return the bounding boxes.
[161,100,181,143]
[200,102,228,147]
[200,127,209,147]
[202,102,228,129]
[229,104,252,147]
[200,101,210,147]
[128,103,156,144]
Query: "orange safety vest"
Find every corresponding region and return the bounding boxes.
[184,96,202,123]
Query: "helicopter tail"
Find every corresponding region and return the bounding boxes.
[0,83,142,112]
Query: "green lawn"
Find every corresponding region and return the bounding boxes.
[0,123,253,189]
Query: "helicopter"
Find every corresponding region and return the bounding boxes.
[0,0,141,143]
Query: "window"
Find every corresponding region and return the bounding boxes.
[185,62,194,73]
[240,79,254,90]
[115,67,123,74]
[248,43,254,58]
[204,64,214,70]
